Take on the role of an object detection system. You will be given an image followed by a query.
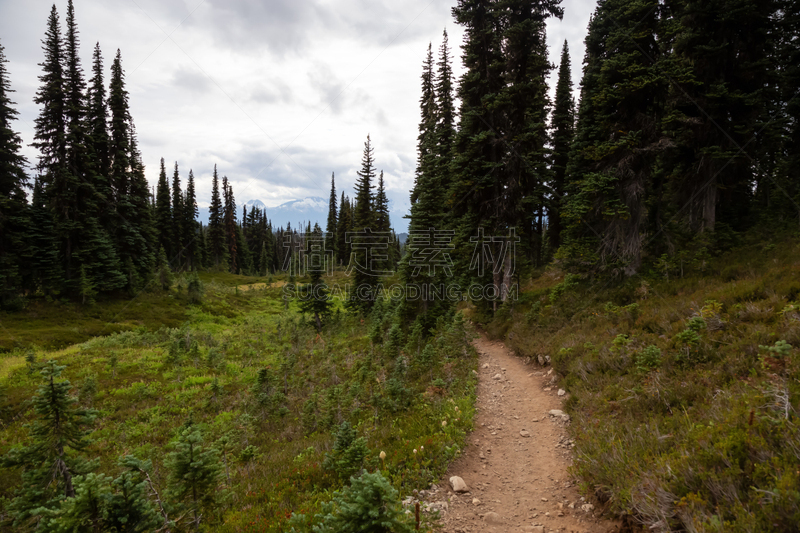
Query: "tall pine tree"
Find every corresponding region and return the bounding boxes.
[560,0,664,276]
[326,172,337,261]
[548,40,575,255]
[0,40,30,307]
[154,157,172,260]
[184,169,199,270]
[171,161,184,269]
[348,135,378,313]
[109,50,153,290]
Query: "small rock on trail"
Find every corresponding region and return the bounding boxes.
[449,476,469,493]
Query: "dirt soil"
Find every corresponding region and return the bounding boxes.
[419,334,622,533]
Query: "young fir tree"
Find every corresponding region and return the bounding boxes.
[39,472,112,532]
[299,223,333,331]
[155,158,172,260]
[184,169,199,270]
[222,176,238,273]
[326,172,338,261]
[171,162,185,270]
[548,40,574,256]
[207,165,227,270]
[0,40,30,307]
[2,362,96,528]
[167,427,222,532]
[48,465,160,533]
[349,135,378,313]
[155,245,174,291]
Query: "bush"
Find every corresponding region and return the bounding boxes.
[635,345,662,372]
[187,271,204,304]
[300,470,414,533]
[322,422,370,482]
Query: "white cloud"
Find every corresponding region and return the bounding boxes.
[1,0,596,232]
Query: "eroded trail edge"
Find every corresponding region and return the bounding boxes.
[420,334,620,533]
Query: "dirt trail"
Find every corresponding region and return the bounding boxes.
[422,334,621,533]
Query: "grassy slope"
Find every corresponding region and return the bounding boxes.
[0,274,478,532]
[481,234,800,532]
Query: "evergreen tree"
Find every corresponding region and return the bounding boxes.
[167,427,222,532]
[336,192,351,267]
[353,135,376,230]
[259,241,268,276]
[42,473,112,532]
[375,171,391,234]
[299,223,333,331]
[326,172,337,260]
[154,158,172,260]
[349,135,378,312]
[408,42,441,233]
[548,40,575,255]
[434,29,456,202]
[106,457,161,532]
[155,245,173,291]
[32,6,69,281]
[774,0,800,226]
[65,1,126,296]
[222,176,238,273]
[2,362,96,528]
[667,0,772,236]
[449,0,511,310]
[171,162,184,270]
[109,50,153,289]
[560,0,664,276]
[207,165,226,269]
[498,0,561,267]
[410,43,437,208]
[184,169,199,270]
[0,40,30,307]
[198,222,209,270]
[236,223,252,275]
[86,42,110,192]
[28,176,62,295]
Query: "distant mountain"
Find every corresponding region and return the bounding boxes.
[197,197,328,230]
[197,197,409,237]
[245,199,267,210]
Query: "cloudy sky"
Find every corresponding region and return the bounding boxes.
[1,0,595,231]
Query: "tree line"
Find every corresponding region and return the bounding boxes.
[402,0,799,322]
[0,1,407,310]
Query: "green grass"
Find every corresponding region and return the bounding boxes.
[482,232,800,532]
[0,272,477,533]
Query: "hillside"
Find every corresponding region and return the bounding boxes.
[478,233,800,531]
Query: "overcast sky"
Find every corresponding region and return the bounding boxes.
[1,0,596,231]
